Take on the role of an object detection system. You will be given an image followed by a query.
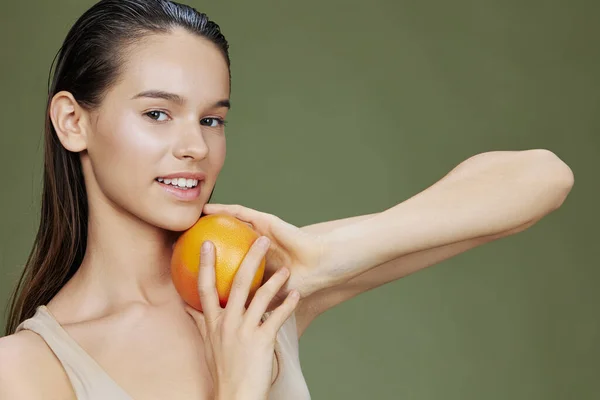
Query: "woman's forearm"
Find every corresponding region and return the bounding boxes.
[319,149,574,287]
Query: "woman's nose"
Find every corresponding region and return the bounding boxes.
[173,127,209,160]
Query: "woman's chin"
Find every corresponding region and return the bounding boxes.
[151,211,203,232]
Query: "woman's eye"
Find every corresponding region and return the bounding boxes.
[145,110,169,122]
[200,117,225,127]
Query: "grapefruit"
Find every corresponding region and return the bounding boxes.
[171,213,266,311]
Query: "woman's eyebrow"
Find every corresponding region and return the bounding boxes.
[131,90,186,105]
[213,99,231,109]
[131,90,231,109]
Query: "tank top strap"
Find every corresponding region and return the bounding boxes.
[15,305,133,400]
[263,311,311,399]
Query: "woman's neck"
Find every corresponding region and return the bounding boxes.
[49,202,183,321]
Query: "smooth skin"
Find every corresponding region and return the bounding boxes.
[0,27,574,400]
[186,239,300,400]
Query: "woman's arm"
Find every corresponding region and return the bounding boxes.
[296,149,573,335]
[0,332,75,399]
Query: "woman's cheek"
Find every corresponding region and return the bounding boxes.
[115,117,168,161]
[207,134,227,170]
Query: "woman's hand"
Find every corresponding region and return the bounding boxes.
[185,238,300,400]
[202,203,328,309]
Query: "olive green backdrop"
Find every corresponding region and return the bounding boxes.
[1,0,598,399]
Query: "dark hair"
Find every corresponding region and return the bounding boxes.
[4,0,229,335]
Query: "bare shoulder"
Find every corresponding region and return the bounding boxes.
[0,331,76,400]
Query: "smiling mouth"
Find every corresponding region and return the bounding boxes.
[155,177,199,190]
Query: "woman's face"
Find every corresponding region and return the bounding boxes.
[82,28,230,232]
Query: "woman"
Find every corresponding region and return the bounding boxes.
[0,0,574,399]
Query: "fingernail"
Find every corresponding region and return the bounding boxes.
[278,267,289,277]
[202,241,212,253]
[290,290,300,299]
[257,237,270,248]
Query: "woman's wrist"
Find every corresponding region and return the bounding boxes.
[294,231,358,297]
[312,218,398,290]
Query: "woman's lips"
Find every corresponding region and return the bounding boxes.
[156,179,202,201]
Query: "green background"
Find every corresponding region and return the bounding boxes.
[1,0,598,399]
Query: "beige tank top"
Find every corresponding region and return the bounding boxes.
[16,305,311,399]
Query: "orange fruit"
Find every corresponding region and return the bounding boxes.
[171,213,266,311]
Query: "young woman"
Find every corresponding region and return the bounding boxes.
[0,0,574,399]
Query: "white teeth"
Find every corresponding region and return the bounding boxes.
[157,177,199,189]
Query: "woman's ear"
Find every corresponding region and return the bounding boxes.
[49,91,92,152]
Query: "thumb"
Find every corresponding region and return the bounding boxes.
[185,305,207,338]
